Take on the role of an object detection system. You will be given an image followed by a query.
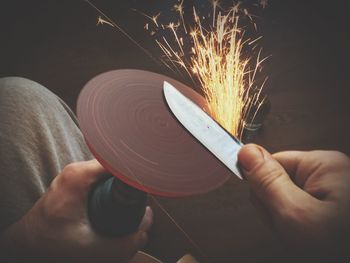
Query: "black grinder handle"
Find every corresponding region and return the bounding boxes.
[88,176,147,237]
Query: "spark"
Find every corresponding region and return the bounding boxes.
[248,35,263,46]
[133,9,161,27]
[167,22,185,56]
[151,13,161,27]
[97,16,114,27]
[174,0,187,33]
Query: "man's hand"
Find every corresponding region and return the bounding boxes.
[0,160,153,263]
[238,144,350,259]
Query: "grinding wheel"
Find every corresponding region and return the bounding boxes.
[77,69,231,197]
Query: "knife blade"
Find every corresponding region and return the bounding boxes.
[163,81,243,180]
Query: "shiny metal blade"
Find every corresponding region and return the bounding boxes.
[163,81,243,179]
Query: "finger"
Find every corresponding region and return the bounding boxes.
[138,206,153,232]
[238,144,308,212]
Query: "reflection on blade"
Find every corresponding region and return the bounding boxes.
[163,81,243,179]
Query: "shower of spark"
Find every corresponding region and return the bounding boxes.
[91,0,268,139]
[146,1,268,139]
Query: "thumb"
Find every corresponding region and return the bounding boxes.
[238,144,306,212]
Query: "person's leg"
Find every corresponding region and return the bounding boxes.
[0,77,92,230]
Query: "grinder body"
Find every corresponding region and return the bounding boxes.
[88,176,147,237]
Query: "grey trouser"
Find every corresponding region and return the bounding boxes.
[0,77,92,230]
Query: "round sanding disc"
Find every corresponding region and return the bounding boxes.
[77,69,230,197]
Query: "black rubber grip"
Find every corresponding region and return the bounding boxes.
[88,176,147,237]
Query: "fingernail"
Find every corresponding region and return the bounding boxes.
[145,206,152,214]
[239,144,265,172]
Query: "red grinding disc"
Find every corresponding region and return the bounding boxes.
[77,69,230,197]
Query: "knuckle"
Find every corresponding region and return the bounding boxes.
[62,163,81,176]
[58,163,82,186]
[255,161,285,192]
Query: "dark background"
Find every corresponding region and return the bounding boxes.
[1,0,349,262]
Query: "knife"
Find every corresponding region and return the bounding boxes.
[163,81,243,180]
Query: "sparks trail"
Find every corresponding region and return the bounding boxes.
[84,0,162,67]
[149,1,268,139]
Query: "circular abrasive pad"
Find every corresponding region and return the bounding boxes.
[77,69,231,197]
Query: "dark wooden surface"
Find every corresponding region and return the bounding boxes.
[1,1,349,262]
